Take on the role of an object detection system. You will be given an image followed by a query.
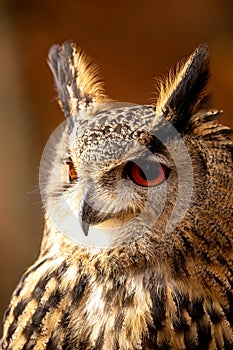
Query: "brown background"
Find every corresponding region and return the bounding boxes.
[0,0,232,327]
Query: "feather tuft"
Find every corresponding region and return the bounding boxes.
[48,41,109,118]
[155,44,210,129]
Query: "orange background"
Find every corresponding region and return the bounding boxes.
[0,0,232,326]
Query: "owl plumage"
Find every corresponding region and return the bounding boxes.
[1,42,232,350]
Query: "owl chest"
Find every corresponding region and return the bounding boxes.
[69,278,154,349]
[67,275,233,350]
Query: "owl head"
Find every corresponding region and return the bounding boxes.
[40,42,232,252]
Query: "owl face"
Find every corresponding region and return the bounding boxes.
[41,41,222,250]
[40,103,194,249]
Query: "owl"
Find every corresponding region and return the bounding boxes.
[1,42,232,350]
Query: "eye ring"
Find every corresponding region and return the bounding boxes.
[124,161,168,187]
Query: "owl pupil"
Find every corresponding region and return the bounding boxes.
[142,163,160,181]
[139,168,146,179]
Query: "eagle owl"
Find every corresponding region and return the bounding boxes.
[1,42,233,350]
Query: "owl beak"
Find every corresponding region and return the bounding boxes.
[79,197,102,236]
[80,200,91,236]
[79,188,114,236]
[80,216,90,237]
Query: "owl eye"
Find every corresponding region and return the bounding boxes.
[125,161,168,187]
[66,159,78,181]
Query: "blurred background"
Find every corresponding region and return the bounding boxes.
[0,0,232,327]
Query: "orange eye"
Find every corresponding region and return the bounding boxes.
[66,160,77,181]
[125,161,168,187]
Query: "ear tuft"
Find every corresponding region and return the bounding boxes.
[156,44,210,129]
[48,41,109,118]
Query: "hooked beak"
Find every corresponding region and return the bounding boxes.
[79,189,110,236]
[79,199,99,236]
